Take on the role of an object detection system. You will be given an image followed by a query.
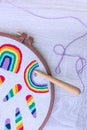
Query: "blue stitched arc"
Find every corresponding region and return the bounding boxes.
[28,65,48,89]
[0,51,16,72]
[0,56,12,71]
[4,118,11,130]
[24,60,48,93]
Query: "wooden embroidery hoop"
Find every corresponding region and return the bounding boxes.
[0,32,55,130]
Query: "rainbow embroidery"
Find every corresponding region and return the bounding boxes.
[26,95,37,118]
[4,118,11,130]
[15,108,24,130]
[0,75,5,85]
[3,84,22,102]
[24,60,48,93]
[0,44,22,73]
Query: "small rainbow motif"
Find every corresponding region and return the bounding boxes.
[0,44,22,73]
[15,108,24,130]
[4,118,11,130]
[24,60,48,93]
[0,75,5,85]
[3,84,22,102]
[26,95,37,118]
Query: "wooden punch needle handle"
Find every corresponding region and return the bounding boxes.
[34,70,81,96]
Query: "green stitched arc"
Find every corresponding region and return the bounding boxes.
[9,89,14,97]
[15,116,22,123]
[29,102,35,109]
[27,64,48,90]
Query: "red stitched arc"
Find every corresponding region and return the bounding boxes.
[0,44,22,73]
[0,75,5,85]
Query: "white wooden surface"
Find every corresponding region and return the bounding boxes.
[0,1,87,130]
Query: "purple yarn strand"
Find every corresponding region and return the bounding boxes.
[7,0,87,92]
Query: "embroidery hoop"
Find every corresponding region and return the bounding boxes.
[0,32,54,130]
